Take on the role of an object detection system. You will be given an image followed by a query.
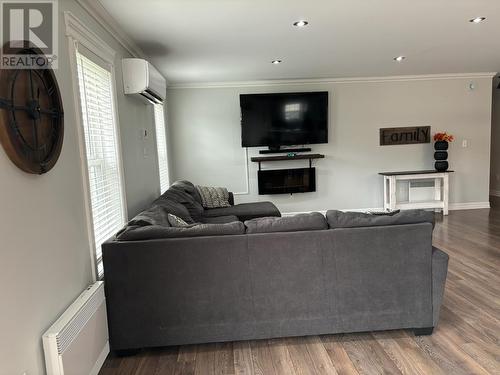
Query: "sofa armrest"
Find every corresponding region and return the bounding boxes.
[432,247,449,326]
[102,234,249,349]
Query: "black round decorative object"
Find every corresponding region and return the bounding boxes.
[434,141,449,171]
[434,140,449,150]
[434,151,448,160]
[435,161,449,172]
[0,44,64,174]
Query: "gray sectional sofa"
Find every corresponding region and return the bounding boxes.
[102,181,448,351]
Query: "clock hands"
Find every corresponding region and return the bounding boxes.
[26,69,39,158]
[0,102,62,117]
[0,98,12,110]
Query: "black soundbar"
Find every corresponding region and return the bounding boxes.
[259,147,312,154]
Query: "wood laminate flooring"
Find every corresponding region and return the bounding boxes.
[100,208,500,374]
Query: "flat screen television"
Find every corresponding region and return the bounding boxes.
[240,91,328,148]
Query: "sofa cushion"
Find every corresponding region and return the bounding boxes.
[160,185,205,222]
[204,201,281,221]
[115,221,245,241]
[128,205,171,227]
[170,180,203,204]
[150,197,194,224]
[200,215,239,224]
[245,212,327,234]
[326,209,435,229]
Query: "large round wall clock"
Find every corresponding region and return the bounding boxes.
[0,45,64,174]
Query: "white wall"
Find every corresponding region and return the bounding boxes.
[167,75,493,213]
[0,1,160,374]
[491,78,500,195]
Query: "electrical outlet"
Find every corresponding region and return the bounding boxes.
[462,139,468,148]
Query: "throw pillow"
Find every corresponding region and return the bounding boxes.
[196,185,231,209]
[168,213,189,227]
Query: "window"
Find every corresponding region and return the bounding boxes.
[154,103,169,193]
[76,52,126,278]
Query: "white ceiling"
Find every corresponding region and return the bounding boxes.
[98,0,500,84]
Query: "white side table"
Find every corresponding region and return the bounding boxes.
[379,170,453,215]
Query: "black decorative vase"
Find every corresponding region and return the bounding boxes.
[434,141,449,171]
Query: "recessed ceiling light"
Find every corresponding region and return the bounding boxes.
[393,56,406,62]
[469,17,486,23]
[293,20,309,27]
[271,60,282,64]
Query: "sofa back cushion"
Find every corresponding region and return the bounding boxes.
[151,197,194,224]
[128,205,171,227]
[245,212,327,234]
[115,221,245,241]
[160,184,205,222]
[326,209,435,229]
[170,180,203,204]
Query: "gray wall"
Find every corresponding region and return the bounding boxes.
[168,76,493,213]
[491,78,500,195]
[0,1,160,374]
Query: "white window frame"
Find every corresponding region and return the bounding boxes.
[65,12,127,281]
[153,103,169,194]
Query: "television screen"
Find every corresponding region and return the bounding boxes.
[240,91,328,147]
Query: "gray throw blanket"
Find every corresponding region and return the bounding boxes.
[196,185,231,209]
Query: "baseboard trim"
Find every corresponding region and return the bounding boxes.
[490,189,500,197]
[282,202,490,216]
[448,202,490,210]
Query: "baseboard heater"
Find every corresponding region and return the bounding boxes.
[43,281,109,375]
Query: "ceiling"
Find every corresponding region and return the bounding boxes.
[98,0,500,84]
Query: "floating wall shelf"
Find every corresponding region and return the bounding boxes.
[250,153,325,170]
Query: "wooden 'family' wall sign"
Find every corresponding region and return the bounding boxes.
[380,126,431,146]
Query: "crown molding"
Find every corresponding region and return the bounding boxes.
[169,72,498,89]
[76,0,145,58]
[64,11,116,64]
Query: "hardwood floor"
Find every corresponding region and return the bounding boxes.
[99,209,500,375]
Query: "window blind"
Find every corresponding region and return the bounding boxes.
[76,52,125,279]
[154,103,169,193]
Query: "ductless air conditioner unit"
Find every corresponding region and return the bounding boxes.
[122,58,166,104]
